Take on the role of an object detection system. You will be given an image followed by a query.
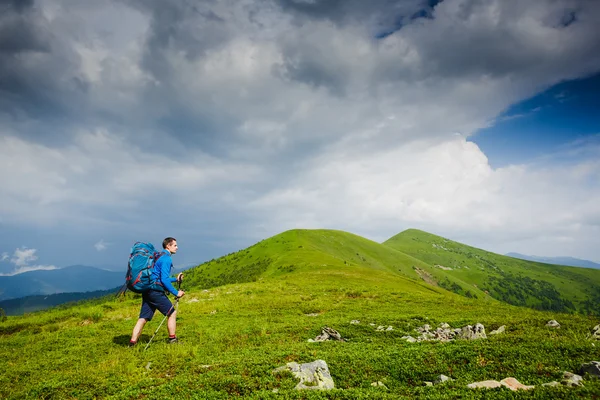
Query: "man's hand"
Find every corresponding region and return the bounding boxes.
[177,290,185,298]
[177,273,184,283]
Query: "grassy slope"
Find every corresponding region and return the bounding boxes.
[1,229,600,399]
[384,229,600,315]
[185,229,487,300]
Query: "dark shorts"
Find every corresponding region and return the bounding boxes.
[139,290,175,321]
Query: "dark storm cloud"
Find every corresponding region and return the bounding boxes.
[0,0,88,139]
[410,1,600,81]
[124,0,233,78]
[274,47,348,96]
[0,0,34,13]
[274,0,444,27]
[0,1,48,53]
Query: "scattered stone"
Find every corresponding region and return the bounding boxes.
[467,380,502,389]
[562,371,583,387]
[500,377,535,391]
[376,325,393,331]
[305,313,320,317]
[272,389,279,393]
[187,298,199,303]
[591,325,600,340]
[411,323,489,342]
[274,360,335,390]
[145,362,152,370]
[210,310,217,314]
[458,323,487,340]
[490,325,506,335]
[579,361,600,379]
[312,326,345,342]
[369,323,376,327]
[371,381,388,389]
[542,381,561,387]
[401,336,417,343]
[434,375,453,385]
[350,320,360,324]
[424,381,433,387]
[546,320,560,328]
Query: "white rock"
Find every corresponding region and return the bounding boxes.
[467,380,502,389]
[433,375,453,385]
[274,360,335,390]
[579,361,600,379]
[500,377,535,391]
[562,371,583,387]
[546,320,560,328]
[490,325,506,335]
[371,381,388,389]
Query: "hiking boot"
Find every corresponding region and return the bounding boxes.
[167,337,179,344]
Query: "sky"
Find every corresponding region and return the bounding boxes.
[1,0,600,275]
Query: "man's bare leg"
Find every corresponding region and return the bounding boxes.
[167,310,177,337]
[130,318,147,343]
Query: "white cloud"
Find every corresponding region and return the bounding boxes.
[245,135,600,260]
[11,248,39,267]
[0,265,58,276]
[1,252,8,262]
[94,239,109,252]
[0,247,58,276]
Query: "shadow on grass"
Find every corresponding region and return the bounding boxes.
[113,334,149,346]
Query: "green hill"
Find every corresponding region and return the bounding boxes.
[185,229,487,300]
[384,229,600,315]
[1,229,599,399]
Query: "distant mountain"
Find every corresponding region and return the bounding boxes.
[0,265,124,301]
[0,287,119,315]
[505,253,600,270]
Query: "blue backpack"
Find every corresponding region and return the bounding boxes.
[126,242,165,293]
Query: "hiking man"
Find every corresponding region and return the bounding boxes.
[129,237,185,346]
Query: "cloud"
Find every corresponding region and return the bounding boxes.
[245,134,600,259]
[0,265,58,276]
[11,247,38,267]
[94,239,109,252]
[1,252,8,262]
[0,247,58,276]
[0,0,599,266]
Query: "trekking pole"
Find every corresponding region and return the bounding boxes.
[115,283,128,299]
[144,282,181,350]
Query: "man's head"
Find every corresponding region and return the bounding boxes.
[163,237,178,254]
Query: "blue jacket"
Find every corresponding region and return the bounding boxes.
[151,250,179,296]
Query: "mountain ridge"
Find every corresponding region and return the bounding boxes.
[0,265,123,301]
[505,252,600,270]
[383,229,600,314]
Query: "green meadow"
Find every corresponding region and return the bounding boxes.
[1,229,599,399]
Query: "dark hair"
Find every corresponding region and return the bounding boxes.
[163,237,177,249]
